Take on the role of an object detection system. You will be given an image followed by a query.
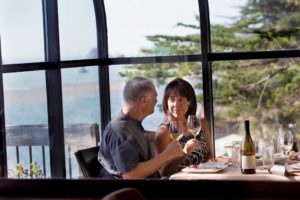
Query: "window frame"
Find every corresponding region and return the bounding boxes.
[0,0,300,178]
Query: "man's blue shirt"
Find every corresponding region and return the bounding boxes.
[99,111,160,178]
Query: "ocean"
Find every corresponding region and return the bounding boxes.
[3,65,169,178]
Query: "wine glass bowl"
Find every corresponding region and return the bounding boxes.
[279,128,293,157]
[187,115,201,138]
[169,121,183,141]
[255,138,263,159]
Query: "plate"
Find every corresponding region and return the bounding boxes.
[286,162,300,175]
[292,163,300,170]
[181,162,229,174]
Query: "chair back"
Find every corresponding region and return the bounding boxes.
[200,117,213,159]
[74,146,101,177]
[101,188,146,200]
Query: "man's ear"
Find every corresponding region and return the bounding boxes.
[141,96,147,103]
[139,96,147,104]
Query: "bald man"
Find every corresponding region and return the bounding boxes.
[98,77,184,179]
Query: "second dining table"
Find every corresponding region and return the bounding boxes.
[170,164,300,181]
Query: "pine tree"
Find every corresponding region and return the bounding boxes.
[122,0,300,136]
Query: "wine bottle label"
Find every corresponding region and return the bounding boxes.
[241,155,255,169]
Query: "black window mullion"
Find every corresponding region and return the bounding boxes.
[199,0,215,157]
[0,36,8,177]
[43,0,66,178]
[42,146,46,177]
[93,0,110,134]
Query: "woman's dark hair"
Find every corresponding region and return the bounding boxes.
[162,78,197,118]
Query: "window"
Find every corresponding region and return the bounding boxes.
[105,0,200,57]
[0,0,300,178]
[3,71,50,178]
[213,58,300,156]
[209,0,300,52]
[62,66,100,178]
[109,62,203,131]
[58,0,98,60]
[0,0,44,64]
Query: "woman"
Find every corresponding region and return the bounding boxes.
[154,78,208,176]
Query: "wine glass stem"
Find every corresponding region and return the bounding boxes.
[283,151,291,176]
[284,152,288,167]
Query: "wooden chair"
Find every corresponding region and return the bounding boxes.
[200,117,214,160]
[74,146,101,177]
[101,188,146,200]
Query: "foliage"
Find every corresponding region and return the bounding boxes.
[10,162,44,178]
[122,0,300,137]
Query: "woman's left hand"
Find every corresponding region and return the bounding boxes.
[183,139,200,154]
[209,156,231,163]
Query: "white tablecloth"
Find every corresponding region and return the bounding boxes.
[170,164,300,181]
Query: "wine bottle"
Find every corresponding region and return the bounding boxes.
[241,120,256,174]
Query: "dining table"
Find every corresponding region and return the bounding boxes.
[170,163,300,181]
[0,164,300,200]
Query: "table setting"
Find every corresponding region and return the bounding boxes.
[170,122,300,180]
[181,161,230,174]
[170,144,300,181]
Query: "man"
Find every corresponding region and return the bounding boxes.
[98,77,184,179]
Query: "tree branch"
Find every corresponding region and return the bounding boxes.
[240,62,292,92]
[255,75,270,114]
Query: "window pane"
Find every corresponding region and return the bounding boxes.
[105,0,200,57]
[58,0,98,60]
[109,63,203,131]
[209,0,300,52]
[0,0,45,64]
[61,66,100,178]
[3,71,50,178]
[212,58,300,156]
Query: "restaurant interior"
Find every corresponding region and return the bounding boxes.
[1,0,300,199]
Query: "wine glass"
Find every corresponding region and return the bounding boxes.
[255,138,263,159]
[169,121,183,141]
[262,139,275,174]
[187,115,201,138]
[279,126,293,174]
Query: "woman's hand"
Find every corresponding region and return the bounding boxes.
[209,156,231,163]
[183,139,200,154]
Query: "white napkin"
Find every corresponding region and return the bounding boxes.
[269,163,300,176]
[269,165,285,175]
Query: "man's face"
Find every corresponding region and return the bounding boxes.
[144,88,157,115]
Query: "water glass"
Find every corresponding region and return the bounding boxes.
[224,145,233,157]
[273,135,281,154]
[232,141,241,167]
[263,143,275,170]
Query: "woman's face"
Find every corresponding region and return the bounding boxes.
[167,91,189,119]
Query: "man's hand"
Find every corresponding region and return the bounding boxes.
[164,140,185,159]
